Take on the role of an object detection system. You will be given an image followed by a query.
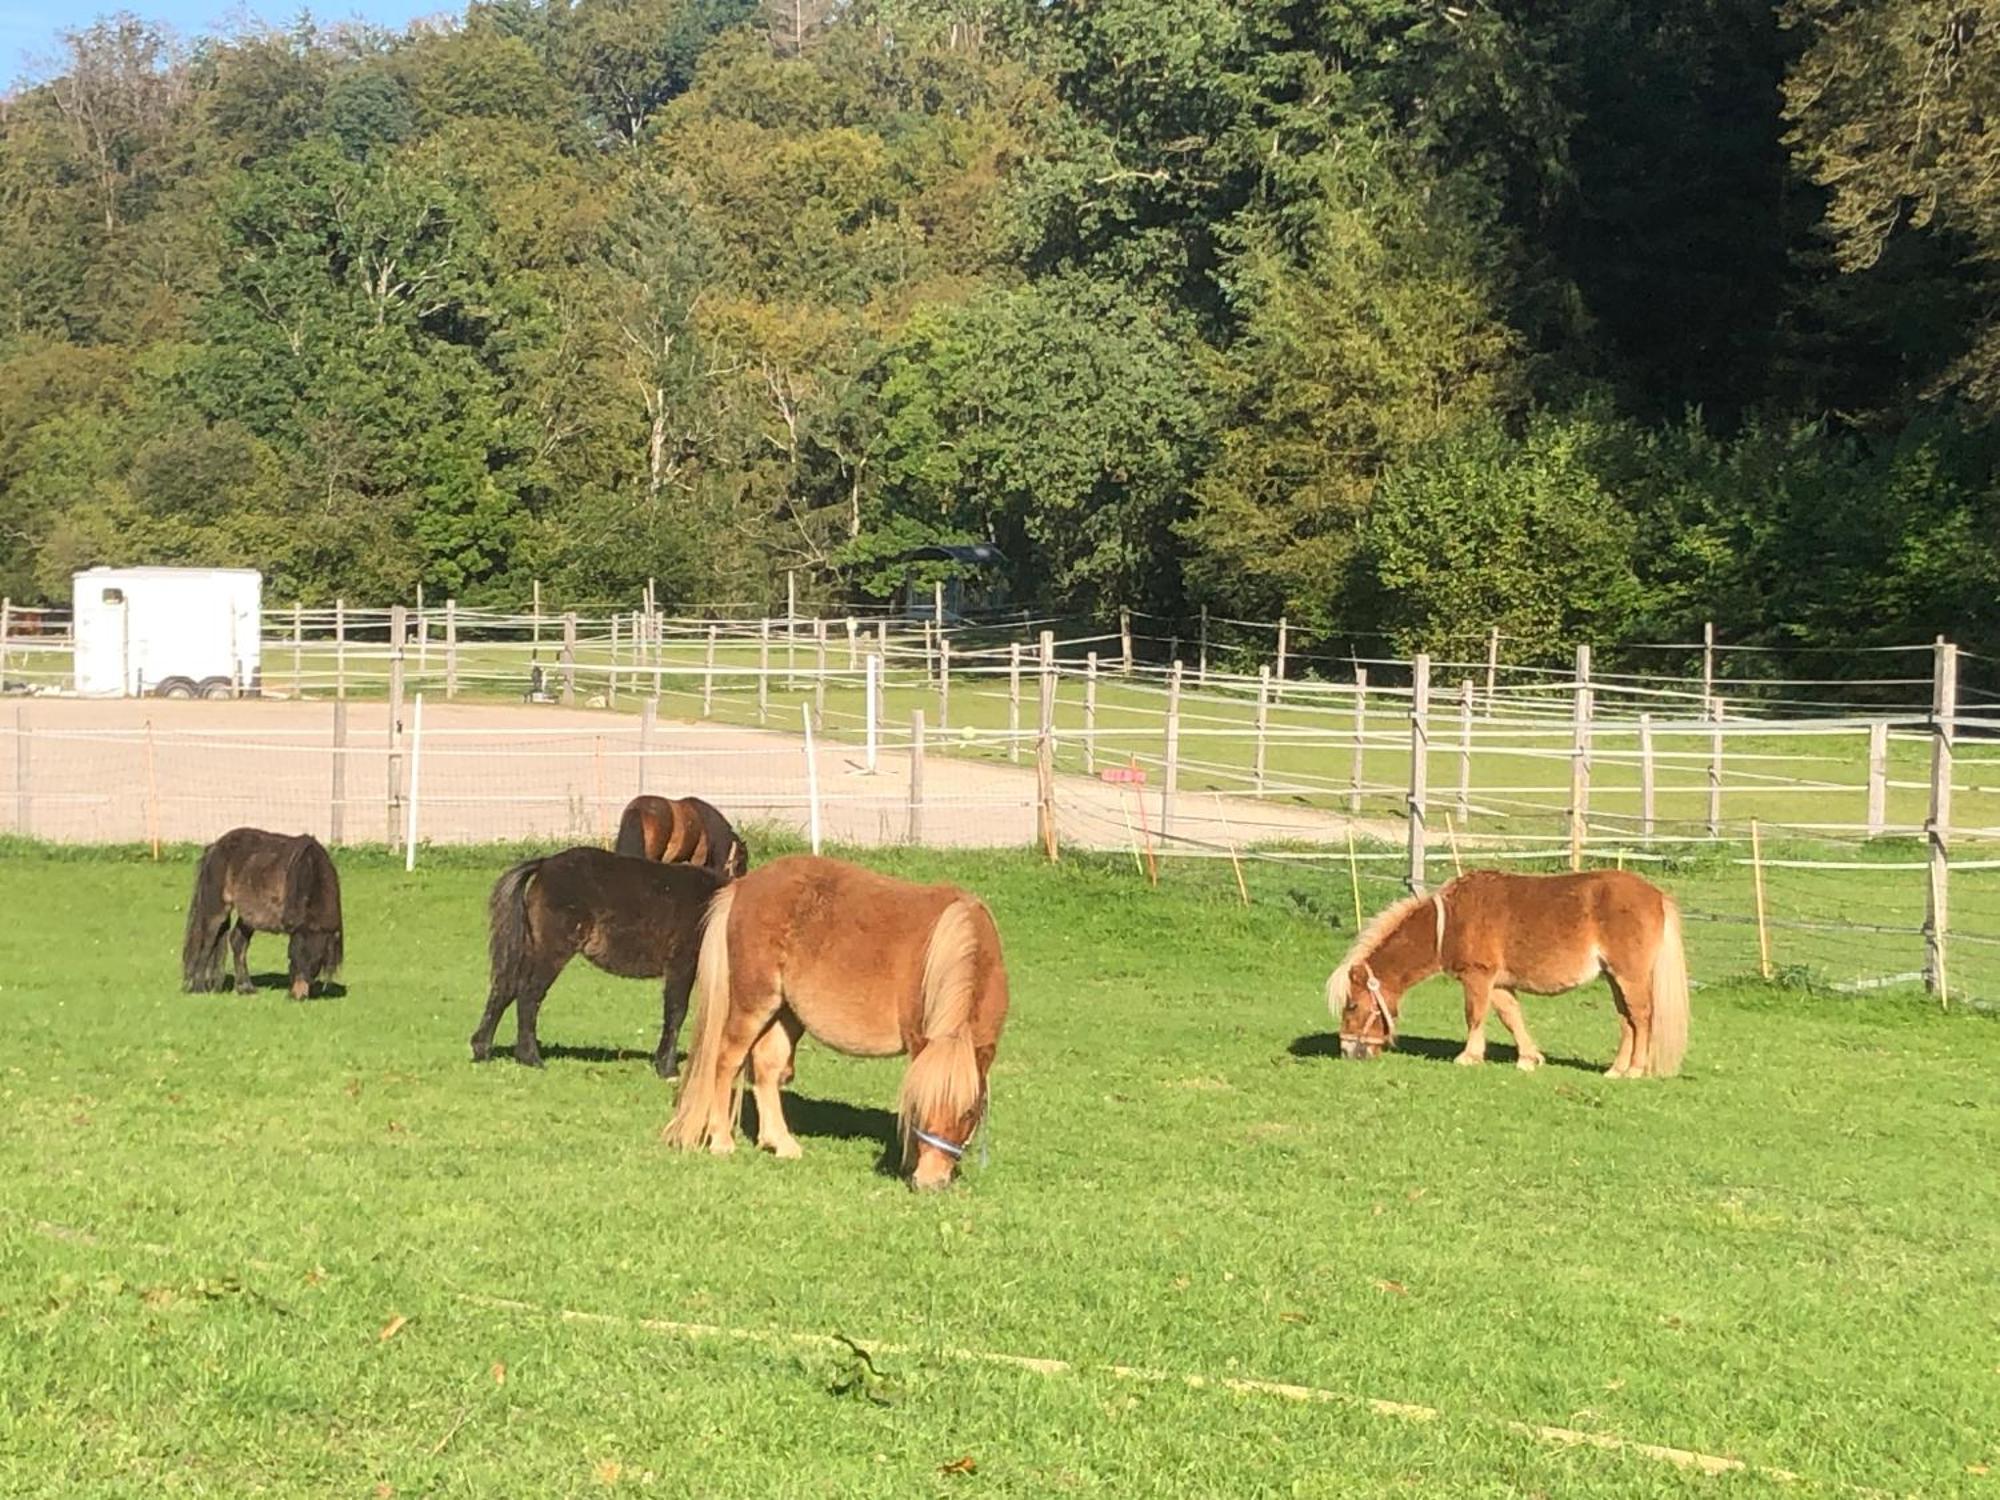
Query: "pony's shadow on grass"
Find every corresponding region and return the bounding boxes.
[537,1043,657,1066]
[743,1091,903,1175]
[1288,1031,1600,1073]
[246,972,347,1000]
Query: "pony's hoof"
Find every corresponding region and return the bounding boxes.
[707,1135,736,1157]
[1453,1051,1484,1067]
[516,1051,545,1070]
[234,985,256,998]
[1604,1065,1630,1079]
[1516,1053,1544,1073]
[653,1059,678,1081]
[761,1138,803,1160]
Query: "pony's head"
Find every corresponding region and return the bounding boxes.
[1324,891,1444,1060]
[899,1040,992,1192]
[1327,960,1404,1060]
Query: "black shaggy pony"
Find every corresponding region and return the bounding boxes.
[470,846,722,1076]
[182,828,344,999]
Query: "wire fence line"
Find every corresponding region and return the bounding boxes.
[4,592,1993,716]
[4,607,1997,1008]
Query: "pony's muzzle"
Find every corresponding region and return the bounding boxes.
[1340,1037,1383,1061]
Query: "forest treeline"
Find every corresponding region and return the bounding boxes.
[2,0,1995,665]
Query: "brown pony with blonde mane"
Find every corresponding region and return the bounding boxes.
[664,854,1009,1189]
[1327,868,1689,1078]
[614,794,749,880]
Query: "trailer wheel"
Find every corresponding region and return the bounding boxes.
[157,677,197,700]
[197,677,234,701]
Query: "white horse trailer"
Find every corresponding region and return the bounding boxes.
[72,567,262,698]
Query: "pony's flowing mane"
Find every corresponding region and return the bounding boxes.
[1324,886,1448,1020]
[897,900,987,1146]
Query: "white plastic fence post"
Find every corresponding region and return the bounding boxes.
[803,704,822,856]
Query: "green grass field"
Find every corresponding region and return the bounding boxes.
[3,839,1997,1496]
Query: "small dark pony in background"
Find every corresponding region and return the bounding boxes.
[614,794,750,880]
[471,847,721,1076]
[183,828,344,999]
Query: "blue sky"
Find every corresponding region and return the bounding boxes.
[3,0,452,89]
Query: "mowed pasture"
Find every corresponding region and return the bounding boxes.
[3,839,1997,1496]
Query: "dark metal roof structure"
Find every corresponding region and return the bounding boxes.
[887,543,1007,568]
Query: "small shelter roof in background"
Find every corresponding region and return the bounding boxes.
[887,543,1007,569]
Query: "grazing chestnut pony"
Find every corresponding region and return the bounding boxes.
[1327,869,1689,1078]
[182,828,343,999]
[471,847,721,1076]
[664,854,1009,1190]
[613,794,749,880]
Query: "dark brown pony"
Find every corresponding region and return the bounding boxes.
[471,847,722,1075]
[1328,868,1690,1078]
[182,828,344,999]
[613,795,749,880]
[664,854,1009,1190]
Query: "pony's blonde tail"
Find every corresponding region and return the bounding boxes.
[1649,898,1690,1077]
[896,898,985,1150]
[664,883,738,1150]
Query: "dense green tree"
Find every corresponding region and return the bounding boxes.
[1,0,1998,669]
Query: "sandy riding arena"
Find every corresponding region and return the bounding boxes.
[0,697,1383,852]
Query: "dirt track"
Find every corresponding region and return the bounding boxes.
[0,696,1385,852]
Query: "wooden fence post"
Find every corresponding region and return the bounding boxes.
[609,613,621,705]
[1867,720,1888,837]
[291,603,303,695]
[814,618,828,729]
[908,709,926,844]
[1407,654,1431,892]
[1484,626,1500,717]
[335,598,347,700]
[1701,620,1716,710]
[703,624,717,717]
[1085,651,1099,774]
[1198,605,1210,685]
[561,612,577,706]
[757,618,770,723]
[1275,616,1289,702]
[864,653,880,773]
[1120,609,1134,677]
[1457,678,1474,823]
[329,699,346,846]
[1254,665,1271,791]
[1349,667,1368,818]
[933,581,944,632]
[639,696,656,795]
[1707,695,1724,837]
[1639,712,1656,843]
[1038,630,1058,861]
[938,636,951,731]
[786,570,798,688]
[443,599,458,699]
[0,598,10,681]
[846,616,858,672]
[388,605,407,849]
[1161,660,1183,841]
[1570,644,1592,870]
[1926,639,1958,1004]
[1009,642,1023,764]
[416,583,427,676]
